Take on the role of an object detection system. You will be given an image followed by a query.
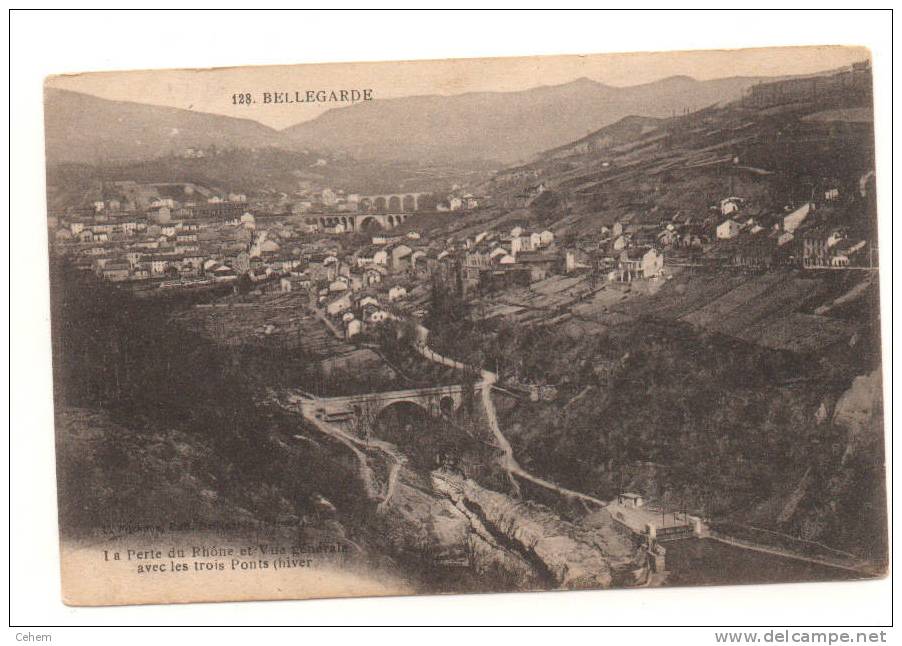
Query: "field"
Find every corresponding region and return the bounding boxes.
[680,273,787,329]
[675,272,860,353]
[739,313,858,354]
[585,268,870,357]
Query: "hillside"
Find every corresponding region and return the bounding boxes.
[399,63,882,564]
[281,76,768,165]
[483,65,875,226]
[44,88,287,163]
[540,115,666,160]
[44,147,497,213]
[44,74,794,168]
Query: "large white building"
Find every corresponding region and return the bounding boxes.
[783,202,813,233]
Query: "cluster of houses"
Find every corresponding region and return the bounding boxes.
[317,215,672,304]
[458,220,664,290]
[606,182,874,276]
[51,204,346,288]
[49,177,484,306]
[710,188,873,270]
[67,181,252,224]
[589,220,670,282]
[460,224,560,290]
[436,193,482,212]
[52,169,876,356]
[320,286,404,340]
[312,236,433,339]
[290,187,359,215]
[313,222,576,337]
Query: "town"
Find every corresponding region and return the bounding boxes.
[49,167,877,348]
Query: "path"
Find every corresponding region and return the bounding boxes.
[414,326,609,508]
[281,321,610,514]
[277,391,407,511]
[412,324,879,576]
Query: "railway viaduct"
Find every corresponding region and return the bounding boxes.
[356,192,428,213]
[313,212,416,232]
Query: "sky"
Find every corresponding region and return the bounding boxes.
[45,45,869,131]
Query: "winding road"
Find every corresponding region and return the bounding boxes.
[414,325,609,508]
[277,391,408,512]
[278,318,609,514]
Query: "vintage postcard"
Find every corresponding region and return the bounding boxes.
[43,46,886,606]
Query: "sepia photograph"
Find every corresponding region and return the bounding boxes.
[8,9,893,635]
[40,43,887,607]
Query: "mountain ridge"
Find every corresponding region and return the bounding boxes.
[280,75,772,164]
[44,72,798,166]
[44,87,287,164]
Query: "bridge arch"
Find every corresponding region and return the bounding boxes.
[369,399,464,472]
[312,387,469,437]
[356,192,428,213]
[354,390,465,422]
[359,216,381,231]
[376,399,432,420]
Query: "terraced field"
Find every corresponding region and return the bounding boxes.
[608,272,747,320]
[584,268,867,356]
[690,276,821,336]
[680,273,786,329]
[673,271,859,353]
[738,313,857,354]
[174,291,354,356]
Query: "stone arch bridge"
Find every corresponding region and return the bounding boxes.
[309,383,473,429]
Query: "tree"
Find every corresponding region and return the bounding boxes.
[487,318,516,381]
[236,272,253,294]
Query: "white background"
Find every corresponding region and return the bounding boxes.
[7,7,896,636]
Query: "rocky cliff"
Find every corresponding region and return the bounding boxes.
[431,471,646,589]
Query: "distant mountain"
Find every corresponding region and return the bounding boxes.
[43,74,776,167]
[281,75,769,165]
[44,88,287,164]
